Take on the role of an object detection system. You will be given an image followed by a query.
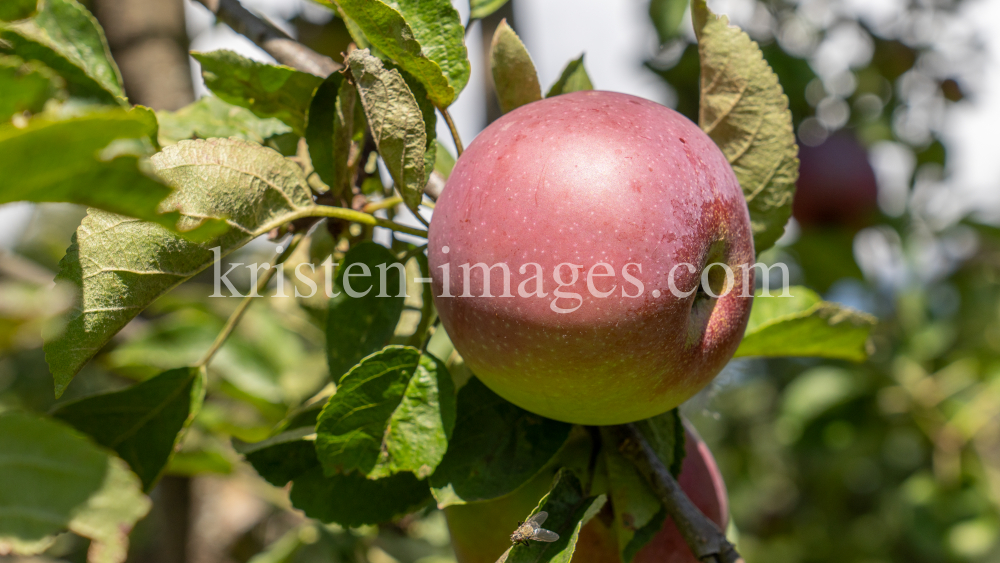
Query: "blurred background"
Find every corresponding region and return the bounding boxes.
[2,0,1000,562]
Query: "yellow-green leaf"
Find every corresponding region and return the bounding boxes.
[693,0,799,254]
[490,20,541,114]
[546,55,593,97]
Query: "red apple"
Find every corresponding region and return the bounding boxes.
[428,91,754,425]
[792,131,878,229]
[444,426,729,563]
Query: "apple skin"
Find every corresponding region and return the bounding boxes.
[792,131,878,229]
[428,90,754,425]
[444,426,729,563]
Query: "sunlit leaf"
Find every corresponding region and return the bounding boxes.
[43,138,314,396]
[157,95,292,145]
[316,346,455,479]
[321,0,469,107]
[193,50,324,136]
[347,49,427,213]
[490,20,541,114]
[430,377,572,507]
[0,0,124,104]
[546,55,593,97]
[0,412,150,561]
[52,367,206,491]
[470,0,510,20]
[734,286,876,361]
[693,0,799,254]
[0,110,223,237]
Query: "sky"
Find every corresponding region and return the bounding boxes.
[1,0,998,248]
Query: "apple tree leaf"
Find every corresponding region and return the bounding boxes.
[193,50,324,136]
[0,55,61,120]
[503,469,607,563]
[650,0,688,44]
[599,410,684,563]
[320,0,469,107]
[51,367,207,491]
[490,20,541,114]
[43,137,314,397]
[693,0,799,255]
[546,54,593,97]
[0,0,124,104]
[157,95,292,146]
[0,412,150,561]
[347,49,427,213]
[326,242,407,380]
[306,72,359,200]
[316,346,456,480]
[238,426,319,487]
[290,467,432,527]
[734,286,877,361]
[0,110,228,239]
[0,0,37,21]
[429,377,573,507]
[471,0,510,20]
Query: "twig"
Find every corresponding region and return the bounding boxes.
[439,107,465,156]
[197,233,305,368]
[193,0,341,77]
[362,196,403,214]
[613,424,745,563]
[301,205,427,238]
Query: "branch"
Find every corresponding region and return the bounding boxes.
[612,424,745,563]
[193,0,342,77]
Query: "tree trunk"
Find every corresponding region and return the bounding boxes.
[92,0,194,110]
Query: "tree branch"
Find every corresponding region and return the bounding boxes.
[612,424,745,563]
[192,0,341,77]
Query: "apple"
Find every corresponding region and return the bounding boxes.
[444,426,729,563]
[791,131,878,229]
[428,90,754,425]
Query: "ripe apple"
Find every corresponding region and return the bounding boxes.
[428,90,754,425]
[792,131,878,229]
[444,426,729,563]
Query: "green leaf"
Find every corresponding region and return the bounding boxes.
[734,286,877,361]
[347,49,427,213]
[0,110,224,237]
[393,64,437,195]
[0,55,61,120]
[693,0,799,254]
[546,55,593,97]
[600,411,683,563]
[239,427,319,487]
[306,72,357,200]
[503,469,607,563]
[434,139,455,179]
[316,346,455,479]
[649,0,688,44]
[164,449,233,477]
[0,412,150,559]
[0,0,124,104]
[322,0,468,107]
[429,377,573,507]
[193,50,325,136]
[490,20,542,114]
[0,0,37,21]
[290,467,432,527]
[51,367,206,491]
[43,137,315,396]
[326,242,407,380]
[470,0,510,20]
[156,95,292,146]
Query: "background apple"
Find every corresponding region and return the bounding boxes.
[444,426,729,563]
[791,131,878,229]
[428,90,755,425]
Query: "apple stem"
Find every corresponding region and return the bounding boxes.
[613,424,746,563]
[440,106,465,156]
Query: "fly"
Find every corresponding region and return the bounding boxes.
[510,511,560,547]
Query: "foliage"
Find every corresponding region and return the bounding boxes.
[14,0,991,561]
